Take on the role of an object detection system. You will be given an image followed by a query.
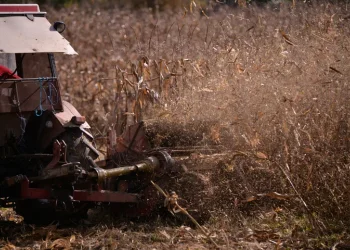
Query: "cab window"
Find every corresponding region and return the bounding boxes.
[0,54,16,72]
[20,53,52,78]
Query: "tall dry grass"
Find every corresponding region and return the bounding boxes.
[47,1,350,229]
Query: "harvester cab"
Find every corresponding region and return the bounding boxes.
[0,4,208,224]
[0,4,89,151]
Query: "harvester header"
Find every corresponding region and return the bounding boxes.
[0,3,208,225]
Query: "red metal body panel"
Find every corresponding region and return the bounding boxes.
[44,140,65,170]
[21,179,51,199]
[21,178,138,203]
[0,4,40,12]
[54,101,90,129]
[73,190,138,203]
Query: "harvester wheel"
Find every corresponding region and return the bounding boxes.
[15,129,98,225]
[15,199,90,225]
[15,199,56,225]
[59,128,99,167]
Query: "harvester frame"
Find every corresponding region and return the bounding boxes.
[0,4,205,224]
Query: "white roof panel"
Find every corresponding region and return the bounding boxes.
[0,15,77,54]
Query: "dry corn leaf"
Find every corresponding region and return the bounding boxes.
[262,192,295,200]
[157,111,171,118]
[256,152,268,159]
[142,66,151,81]
[2,243,16,250]
[199,88,213,92]
[190,0,196,13]
[236,63,245,73]
[243,192,295,203]
[329,66,342,74]
[303,147,314,154]
[50,238,70,250]
[244,196,258,202]
[210,125,221,144]
[279,29,296,45]
[282,120,289,136]
[237,0,247,7]
[250,133,261,148]
[159,230,171,240]
[69,235,76,243]
[251,229,280,242]
[224,163,234,172]
[275,207,283,212]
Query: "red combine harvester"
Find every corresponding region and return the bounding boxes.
[0,4,208,223]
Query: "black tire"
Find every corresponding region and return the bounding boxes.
[15,199,90,225]
[59,128,99,169]
[15,199,56,225]
[16,129,99,225]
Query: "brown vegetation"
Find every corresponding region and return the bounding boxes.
[1,1,350,249]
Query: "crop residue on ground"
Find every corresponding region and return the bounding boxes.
[1,1,350,249]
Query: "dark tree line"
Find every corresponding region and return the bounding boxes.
[0,0,344,9]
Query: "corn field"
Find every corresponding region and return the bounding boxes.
[52,0,350,232]
[1,1,350,249]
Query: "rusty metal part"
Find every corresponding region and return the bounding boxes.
[32,152,171,183]
[81,136,100,158]
[117,180,128,192]
[71,116,86,125]
[126,121,149,152]
[112,122,151,154]
[21,178,50,199]
[3,174,26,187]
[61,140,67,162]
[44,140,61,169]
[54,101,90,129]
[150,145,226,156]
[31,163,82,181]
[0,153,53,160]
[20,175,138,203]
[44,140,67,170]
[37,113,65,151]
[91,167,108,182]
[73,190,138,203]
[152,150,175,173]
[94,159,106,168]
[89,156,160,183]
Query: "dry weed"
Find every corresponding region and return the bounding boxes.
[47,0,350,223]
[9,1,346,248]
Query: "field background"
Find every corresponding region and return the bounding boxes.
[1,0,350,249]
